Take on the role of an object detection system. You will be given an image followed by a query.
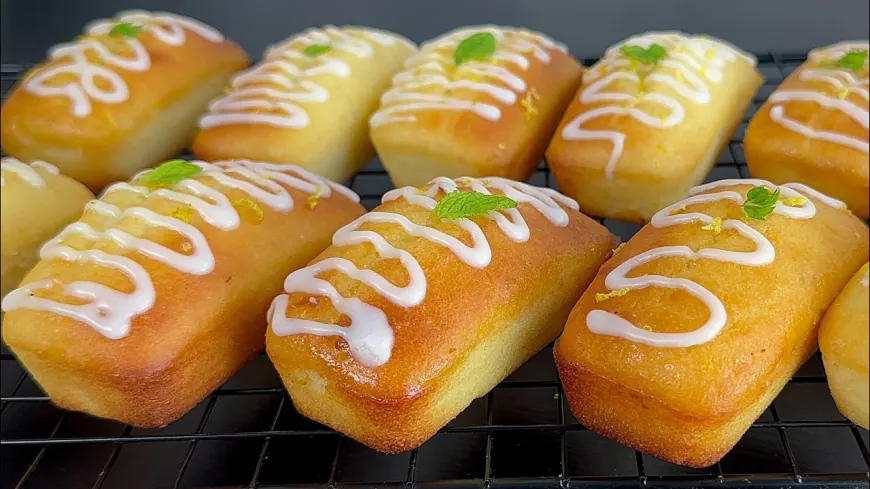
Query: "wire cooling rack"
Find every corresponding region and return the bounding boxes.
[1,54,869,489]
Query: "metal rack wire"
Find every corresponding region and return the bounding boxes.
[1,53,869,489]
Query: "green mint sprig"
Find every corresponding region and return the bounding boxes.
[109,22,142,38]
[454,32,497,66]
[303,44,332,57]
[743,186,780,220]
[822,50,868,72]
[137,160,202,187]
[620,43,667,65]
[434,190,517,219]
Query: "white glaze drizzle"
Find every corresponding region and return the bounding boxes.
[560,32,757,179]
[22,10,224,118]
[1,160,358,339]
[586,179,847,348]
[768,41,869,153]
[0,158,60,187]
[369,26,566,127]
[199,26,414,129]
[269,177,578,367]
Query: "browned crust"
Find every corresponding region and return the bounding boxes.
[554,182,868,466]
[744,60,869,219]
[545,46,762,222]
[267,184,614,450]
[1,171,365,427]
[192,29,415,183]
[555,348,806,468]
[371,35,583,184]
[0,20,249,189]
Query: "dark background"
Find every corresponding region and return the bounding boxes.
[1,0,869,63]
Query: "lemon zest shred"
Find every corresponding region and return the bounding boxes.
[668,205,687,215]
[520,88,540,121]
[700,216,723,235]
[232,198,264,223]
[167,206,194,224]
[780,197,807,207]
[307,184,324,209]
[612,242,626,254]
[595,288,631,303]
[181,242,193,253]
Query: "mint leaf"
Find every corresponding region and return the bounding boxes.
[454,32,497,66]
[743,186,780,220]
[620,43,667,65]
[109,22,142,38]
[434,190,517,219]
[138,160,202,187]
[303,44,332,57]
[822,50,868,71]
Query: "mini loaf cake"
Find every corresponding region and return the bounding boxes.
[745,42,869,218]
[2,159,364,427]
[547,32,762,223]
[819,262,869,430]
[370,26,584,187]
[555,179,868,467]
[1,158,94,298]
[193,25,416,183]
[267,177,614,452]
[0,10,249,191]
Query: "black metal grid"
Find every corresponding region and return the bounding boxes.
[2,53,869,489]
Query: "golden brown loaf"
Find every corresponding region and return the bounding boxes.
[370,26,583,188]
[819,262,869,430]
[267,177,614,452]
[554,179,869,467]
[745,41,869,219]
[193,26,416,183]
[546,32,762,224]
[1,159,365,427]
[0,10,249,191]
[1,158,94,299]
